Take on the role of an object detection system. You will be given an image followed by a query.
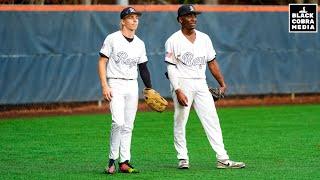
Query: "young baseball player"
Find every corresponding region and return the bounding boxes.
[98,7,152,174]
[165,4,245,169]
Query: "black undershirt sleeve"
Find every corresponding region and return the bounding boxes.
[207,57,216,63]
[99,52,108,58]
[138,62,152,88]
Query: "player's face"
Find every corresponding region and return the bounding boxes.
[180,13,197,30]
[122,14,139,31]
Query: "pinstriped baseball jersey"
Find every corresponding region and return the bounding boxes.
[100,31,148,79]
[165,30,216,79]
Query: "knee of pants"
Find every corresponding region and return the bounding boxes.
[174,116,188,128]
[174,125,185,134]
[121,125,133,134]
[112,121,124,129]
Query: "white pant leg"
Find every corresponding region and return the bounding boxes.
[108,79,125,160]
[172,80,194,160]
[193,80,229,160]
[120,80,138,162]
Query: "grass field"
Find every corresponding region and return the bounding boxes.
[0,104,319,179]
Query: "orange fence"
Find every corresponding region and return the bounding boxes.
[0,5,294,12]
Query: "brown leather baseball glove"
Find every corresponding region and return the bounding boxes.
[143,88,168,112]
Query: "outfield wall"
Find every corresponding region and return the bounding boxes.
[0,5,319,104]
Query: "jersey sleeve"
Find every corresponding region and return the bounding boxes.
[164,38,177,65]
[138,42,148,64]
[206,35,216,62]
[99,35,112,58]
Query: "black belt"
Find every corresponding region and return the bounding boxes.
[108,78,134,80]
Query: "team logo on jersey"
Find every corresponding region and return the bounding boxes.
[113,51,138,68]
[114,51,127,63]
[289,4,318,33]
[181,52,206,68]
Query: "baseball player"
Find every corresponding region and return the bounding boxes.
[165,4,245,169]
[98,7,153,174]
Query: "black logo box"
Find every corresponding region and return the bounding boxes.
[289,4,318,32]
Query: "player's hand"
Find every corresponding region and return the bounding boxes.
[219,85,227,95]
[102,86,113,102]
[175,89,188,107]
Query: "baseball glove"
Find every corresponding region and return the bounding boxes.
[143,88,168,112]
[209,87,225,101]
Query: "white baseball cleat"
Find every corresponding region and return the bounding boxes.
[217,159,245,169]
[178,159,189,169]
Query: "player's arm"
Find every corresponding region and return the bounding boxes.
[166,62,188,106]
[164,40,179,91]
[98,54,112,101]
[208,59,227,94]
[166,62,179,91]
[165,38,188,107]
[138,62,152,88]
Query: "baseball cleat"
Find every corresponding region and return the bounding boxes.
[178,159,189,169]
[119,160,139,173]
[216,159,245,169]
[104,159,116,174]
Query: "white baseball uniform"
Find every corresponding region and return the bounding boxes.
[165,30,229,161]
[100,30,147,162]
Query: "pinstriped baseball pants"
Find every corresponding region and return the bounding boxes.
[107,78,138,163]
[172,78,229,161]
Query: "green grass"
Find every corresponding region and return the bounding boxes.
[0,104,319,179]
